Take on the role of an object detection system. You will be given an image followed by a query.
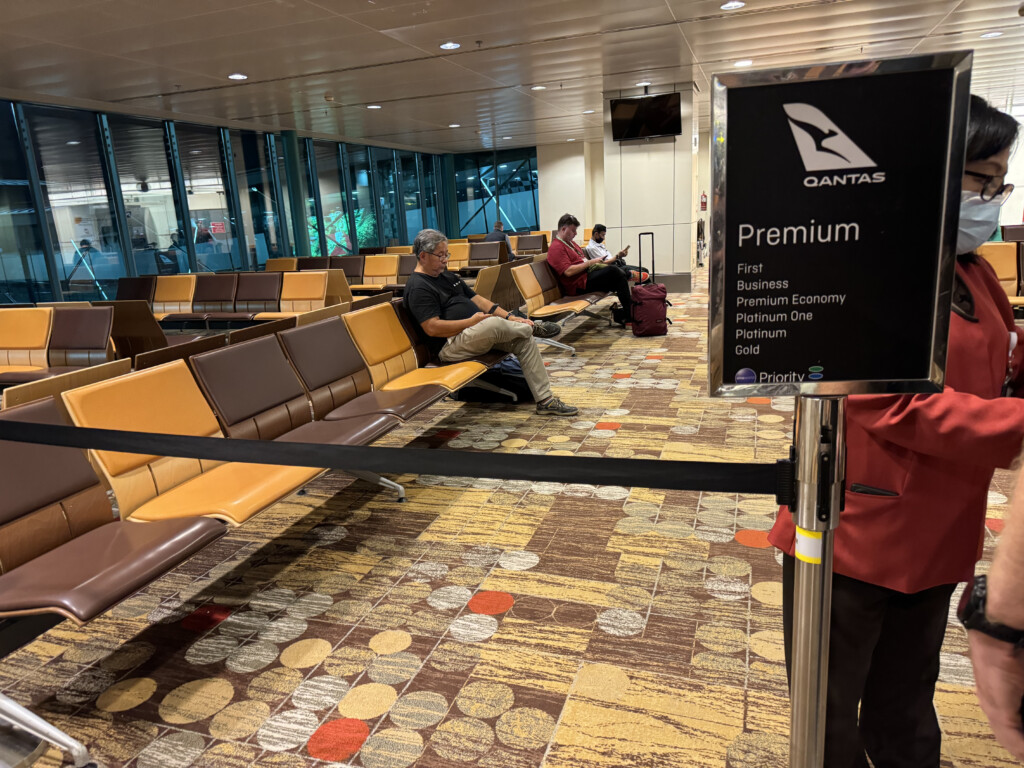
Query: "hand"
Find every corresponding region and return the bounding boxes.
[616,249,627,259]
[470,312,488,325]
[968,629,1024,761]
[507,314,534,327]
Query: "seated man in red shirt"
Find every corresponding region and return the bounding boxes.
[546,213,632,326]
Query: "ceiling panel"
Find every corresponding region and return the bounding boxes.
[0,0,1021,152]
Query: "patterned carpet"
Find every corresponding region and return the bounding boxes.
[0,268,1015,767]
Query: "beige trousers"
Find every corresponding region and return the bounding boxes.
[439,317,552,402]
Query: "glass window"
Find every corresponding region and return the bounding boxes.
[176,123,242,273]
[454,152,497,237]
[495,149,539,232]
[371,147,401,245]
[344,145,379,248]
[0,102,52,304]
[313,141,354,256]
[422,154,441,231]
[397,150,423,241]
[231,130,284,269]
[24,105,126,301]
[108,115,189,276]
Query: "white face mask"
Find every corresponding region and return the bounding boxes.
[957,190,1002,255]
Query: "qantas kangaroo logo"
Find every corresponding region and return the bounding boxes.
[783,103,876,172]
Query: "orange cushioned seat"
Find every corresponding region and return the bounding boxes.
[0,307,52,375]
[341,302,486,392]
[152,274,196,320]
[350,254,399,292]
[254,270,328,320]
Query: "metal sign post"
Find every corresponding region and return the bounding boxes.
[789,395,845,766]
[707,51,971,768]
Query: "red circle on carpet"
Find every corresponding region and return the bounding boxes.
[468,591,515,615]
[735,529,772,548]
[987,518,1006,533]
[181,604,231,632]
[595,422,621,430]
[307,718,369,761]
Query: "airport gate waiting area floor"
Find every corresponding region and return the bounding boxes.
[0,270,1013,768]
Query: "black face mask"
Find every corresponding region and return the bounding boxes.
[594,233,605,243]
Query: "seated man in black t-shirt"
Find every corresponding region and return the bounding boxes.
[404,228,578,416]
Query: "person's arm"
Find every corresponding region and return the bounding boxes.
[407,279,486,339]
[420,313,488,338]
[968,467,1024,762]
[469,294,533,326]
[548,240,601,279]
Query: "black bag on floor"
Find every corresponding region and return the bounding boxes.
[451,356,535,403]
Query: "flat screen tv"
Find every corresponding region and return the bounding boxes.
[610,93,682,141]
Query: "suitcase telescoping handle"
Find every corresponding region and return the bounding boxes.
[638,231,655,280]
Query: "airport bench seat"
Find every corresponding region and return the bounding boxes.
[277,316,447,423]
[341,302,487,392]
[513,260,609,319]
[391,297,511,370]
[161,273,238,324]
[0,306,113,386]
[0,397,226,623]
[350,254,400,293]
[0,307,52,376]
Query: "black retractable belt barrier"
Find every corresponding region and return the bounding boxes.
[0,420,785,496]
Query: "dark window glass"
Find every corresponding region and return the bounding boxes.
[397,150,423,241]
[0,102,51,303]
[108,115,189,276]
[454,147,539,236]
[422,154,441,231]
[345,145,378,248]
[371,147,401,245]
[24,105,126,300]
[454,153,496,236]
[176,124,242,272]
[495,149,539,232]
[231,130,284,268]
[313,141,354,256]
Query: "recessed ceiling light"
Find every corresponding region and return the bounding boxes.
[367,104,382,109]
[65,140,81,146]
[567,138,576,142]
[189,150,202,155]
[636,81,652,87]
[502,136,512,140]
[734,59,754,67]
[499,164,507,168]
[440,41,460,50]
[449,123,461,128]
[980,31,1003,38]
[228,72,248,80]
[530,85,546,91]
[583,109,596,114]
[721,1,745,9]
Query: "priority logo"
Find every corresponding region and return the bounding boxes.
[783,103,885,188]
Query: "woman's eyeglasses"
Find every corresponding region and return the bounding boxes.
[965,170,1014,203]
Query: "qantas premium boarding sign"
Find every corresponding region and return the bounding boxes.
[709,53,971,396]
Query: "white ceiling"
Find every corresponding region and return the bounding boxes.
[0,0,1021,153]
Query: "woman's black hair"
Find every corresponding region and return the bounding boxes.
[966,94,1019,162]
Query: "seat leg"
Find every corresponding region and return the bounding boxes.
[472,379,518,403]
[0,693,91,768]
[579,309,603,320]
[536,337,575,356]
[348,470,406,502]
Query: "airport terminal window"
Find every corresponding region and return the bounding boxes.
[0,102,52,304]
[422,155,441,231]
[371,147,401,245]
[344,145,379,248]
[24,105,126,301]
[175,124,243,273]
[231,130,284,268]
[108,116,189,277]
[313,141,354,256]
[454,152,498,236]
[495,150,539,232]
[454,147,539,236]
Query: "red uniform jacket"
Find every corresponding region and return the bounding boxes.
[546,237,588,295]
[769,257,1024,593]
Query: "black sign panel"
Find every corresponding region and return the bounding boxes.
[710,53,970,396]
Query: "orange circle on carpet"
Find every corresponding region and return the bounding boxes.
[468,591,515,615]
[987,518,1005,533]
[612,373,632,379]
[595,422,621,430]
[646,355,663,360]
[307,718,370,761]
[735,530,772,548]
[746,397,771,405]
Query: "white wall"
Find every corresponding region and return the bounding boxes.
[1000,143,1024,229]
[584,141,605,229]
[537,143,585,233]
[603,86,695,283]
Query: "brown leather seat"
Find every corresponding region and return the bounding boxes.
[92,300,172,362]
[161,273,238,323]
[515,234,547,254]
[382,254,419,295]
[332,255,365,283]
[0,398,225,624]
[114,276,157,306]
[0,306,114,385]
[298,257,330,270]
[190,334,400,444]
[391,297,510,369]
[206,272,282,323]
[278,316,446,422]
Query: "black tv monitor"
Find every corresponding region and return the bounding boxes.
[610,93,683,141]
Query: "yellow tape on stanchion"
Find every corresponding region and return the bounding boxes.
[794,527,823,564]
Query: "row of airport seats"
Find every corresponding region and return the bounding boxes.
[0,305,114,387]
[511,260,612,355]
[978,235,1024,314]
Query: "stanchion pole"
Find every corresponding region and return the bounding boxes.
[789,395,846,768]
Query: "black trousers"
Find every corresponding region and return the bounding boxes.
[782,555,956,768]
[584,265,632,319]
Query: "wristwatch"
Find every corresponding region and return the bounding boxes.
[958,575,1024,647]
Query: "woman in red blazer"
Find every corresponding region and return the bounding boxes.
[769,95,1024,767]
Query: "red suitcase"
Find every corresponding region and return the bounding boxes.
[631,232,671,337]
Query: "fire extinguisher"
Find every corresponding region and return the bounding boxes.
[700,191,708,212]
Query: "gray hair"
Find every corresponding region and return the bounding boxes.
[413,229,447,258]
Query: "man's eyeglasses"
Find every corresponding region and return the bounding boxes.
[965,170,1015,203]
[426,250,449,259]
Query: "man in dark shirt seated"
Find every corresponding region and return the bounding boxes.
[483,220,516,258]
[404,228,578,416]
